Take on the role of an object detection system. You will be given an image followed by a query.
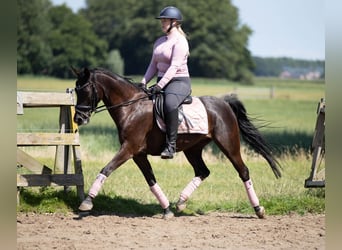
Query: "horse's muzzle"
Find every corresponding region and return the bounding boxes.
[74,112,89,126]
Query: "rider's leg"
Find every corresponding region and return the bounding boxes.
[161,108,178,159]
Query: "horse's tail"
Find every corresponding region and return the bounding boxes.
[223,95,282,178]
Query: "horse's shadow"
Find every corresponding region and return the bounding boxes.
[20,189,164,218]
[73,194,165,218]
[69,194,206,220]
[71,195,260,221]
[19,189,260,220]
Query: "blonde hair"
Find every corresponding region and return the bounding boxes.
[176,24,189,56]
[176,24,188,39]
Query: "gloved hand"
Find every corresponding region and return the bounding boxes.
[147,85,162,95]
[136,82,146,88]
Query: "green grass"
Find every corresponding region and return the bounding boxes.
[17,75,325,216]
[17,152,325,216]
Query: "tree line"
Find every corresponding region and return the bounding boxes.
[17,0,324,83]
[17,0,254,82]
[253,57,324,79]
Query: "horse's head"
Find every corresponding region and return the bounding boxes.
[72,67,101,126]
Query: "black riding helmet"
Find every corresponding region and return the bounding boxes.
[156,6,182,22]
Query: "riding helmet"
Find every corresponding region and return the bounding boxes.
[156,6,182,21]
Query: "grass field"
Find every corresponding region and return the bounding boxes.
[17,75,325,216]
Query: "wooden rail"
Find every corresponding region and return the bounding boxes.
[17,89,84,201]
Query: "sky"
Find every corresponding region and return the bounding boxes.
[51,0,325,60]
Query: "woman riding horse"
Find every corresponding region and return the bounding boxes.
[142,6,191,159]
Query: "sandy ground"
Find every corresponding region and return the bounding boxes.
[17,212,325,250]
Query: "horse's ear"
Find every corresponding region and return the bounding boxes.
[70,66,80,77]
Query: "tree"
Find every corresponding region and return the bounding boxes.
[178,0,254,82]
[17,1,108,78]
[17,0,53,75]
[48,5,108,78]
[81,0,160,75]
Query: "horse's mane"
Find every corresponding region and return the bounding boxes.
[92,67,141,90]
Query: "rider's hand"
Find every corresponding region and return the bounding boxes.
[148,85,162,95]
[136,82,146,88]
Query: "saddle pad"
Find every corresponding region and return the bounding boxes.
[156,97,208,134]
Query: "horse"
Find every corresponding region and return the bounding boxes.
[72,67,281,219]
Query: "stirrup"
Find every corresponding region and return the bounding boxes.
[161,147,175,159]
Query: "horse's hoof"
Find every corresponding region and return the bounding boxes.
[78,196,93,211]
[162,207,174,219]
[176,199,187,212]
[162,210,174,220]
[256,206,265,219]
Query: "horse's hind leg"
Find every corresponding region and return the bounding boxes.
[225,152,265,218]
[133,154,174,219]
[214,134,265,219]
[176,146,210,212]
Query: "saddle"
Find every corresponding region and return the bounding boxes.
[150,93,208,134]
[153,93,192,124]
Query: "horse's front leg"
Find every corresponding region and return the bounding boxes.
[78,145,132,212]
[176,149,210,213]
[176,176,203,212]
[133,155,174,219]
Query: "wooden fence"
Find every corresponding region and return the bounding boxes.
[17,89,84,201]
[305,98,325,188]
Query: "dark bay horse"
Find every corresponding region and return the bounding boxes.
[72,67,281,219]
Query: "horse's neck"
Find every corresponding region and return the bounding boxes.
[102,81,144,134]
[98,74,145,127]
[99,74,136,106]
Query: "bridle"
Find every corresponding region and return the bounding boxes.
[75,75,149,120]
[75,78,99,120]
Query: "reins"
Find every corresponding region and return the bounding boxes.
[75,75,150,116]
[94,95,149,113]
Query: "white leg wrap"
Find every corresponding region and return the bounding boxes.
[150,183,170,209]
[179,177,202,202]
[244,179,259,207]
[88,173,107,198]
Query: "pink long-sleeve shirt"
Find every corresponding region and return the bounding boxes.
[141,29,189,89]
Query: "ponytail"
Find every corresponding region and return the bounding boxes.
[176,25,190,56]
[176,25,188,39]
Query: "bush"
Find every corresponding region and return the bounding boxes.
[106,49,124,75]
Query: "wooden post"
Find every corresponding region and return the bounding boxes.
[69,103,84,200]
[54,106,70,174]
[270,86,275,99]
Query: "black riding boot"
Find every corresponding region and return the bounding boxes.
[161,109,179,159]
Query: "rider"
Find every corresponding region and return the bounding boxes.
[141,6,191,159]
